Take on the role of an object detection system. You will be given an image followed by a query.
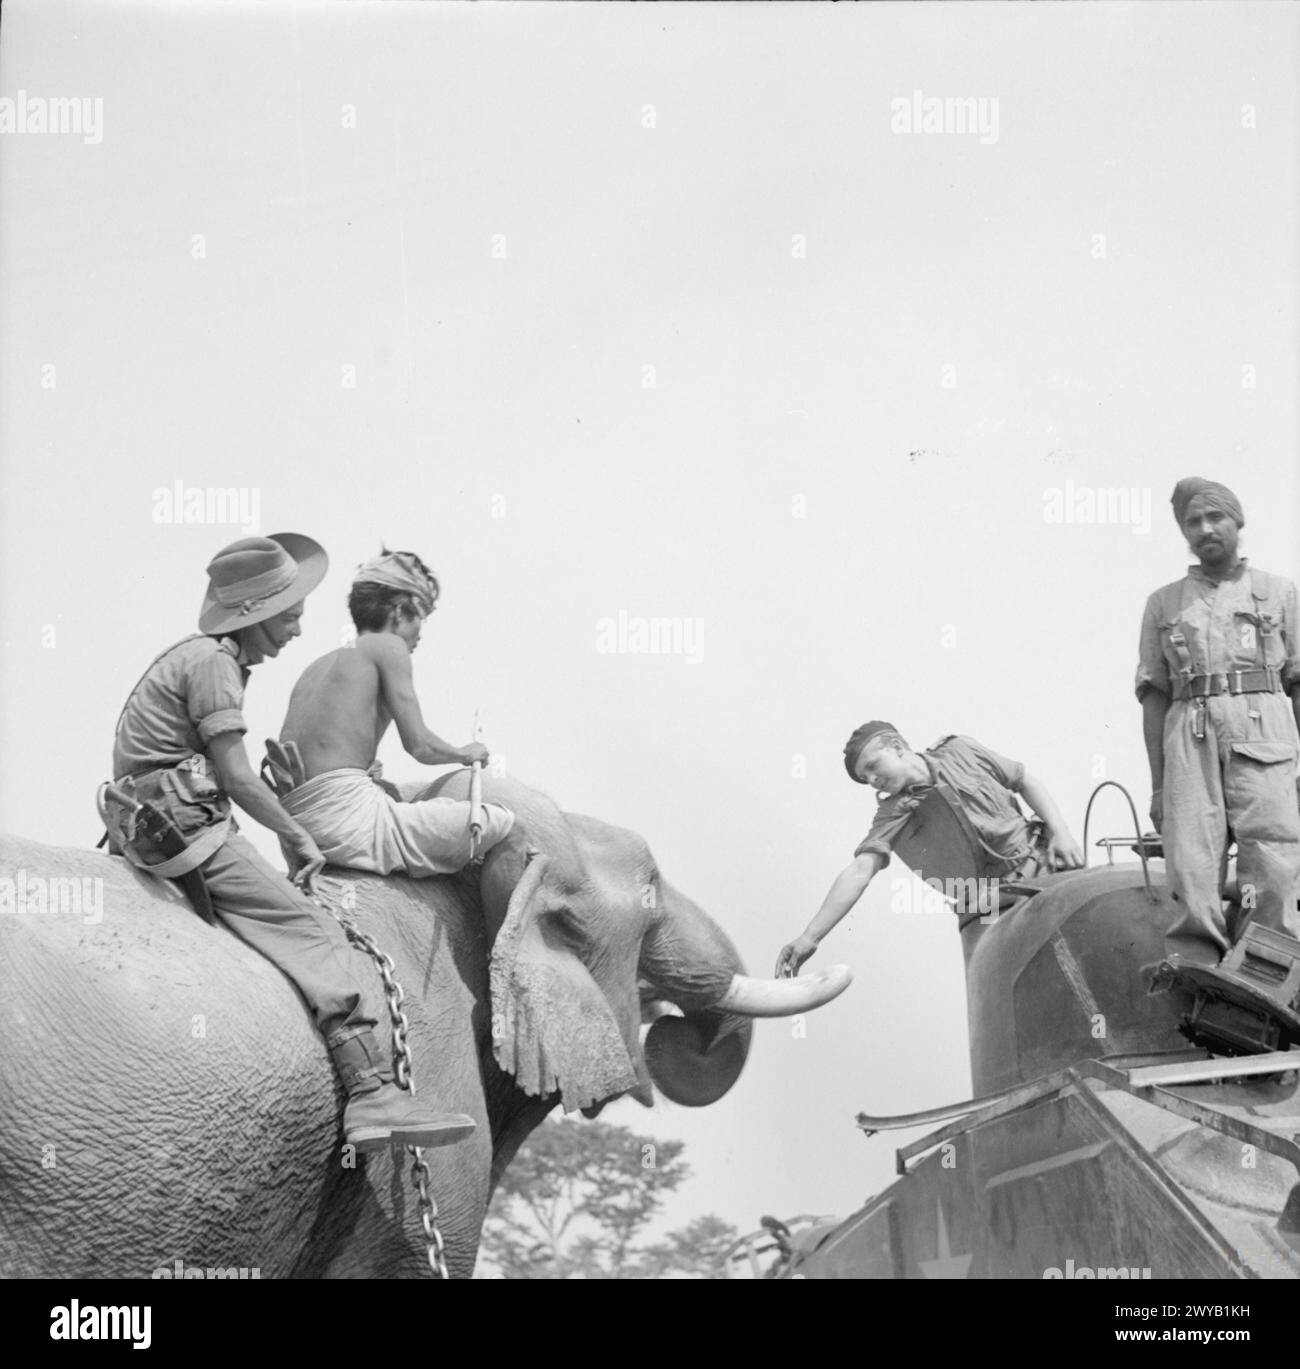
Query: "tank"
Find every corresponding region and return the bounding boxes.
[775,789,1300,1280]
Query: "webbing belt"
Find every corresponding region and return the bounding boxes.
[98,769,232,880]
[1178,668,1281,700]
[118,815,230,879]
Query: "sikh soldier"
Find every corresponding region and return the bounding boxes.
[104,534,476,1151]
[1136,478,1300,968]
[775,722,1084,977]
[273,549,516,876]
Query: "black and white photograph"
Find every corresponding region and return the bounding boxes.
[1,0,1298,1326]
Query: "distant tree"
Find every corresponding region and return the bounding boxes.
[639,1213,741,1280]
[479,1118,738,1279]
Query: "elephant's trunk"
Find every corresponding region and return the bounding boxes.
[637,879,848,1106]
[643,1010,751,1108]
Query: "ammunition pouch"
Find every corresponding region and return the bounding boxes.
[99,761,231,921]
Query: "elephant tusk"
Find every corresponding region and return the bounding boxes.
[715,965,853,1018]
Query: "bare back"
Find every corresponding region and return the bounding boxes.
[281,639,394,779]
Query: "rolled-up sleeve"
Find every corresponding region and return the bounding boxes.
[186,648,247,744]
[853,797,912,859]
[1135,594,1170,702]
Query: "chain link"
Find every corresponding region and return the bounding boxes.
[312,878,450,1280]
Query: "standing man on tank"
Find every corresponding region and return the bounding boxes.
[1136,478,1300,968]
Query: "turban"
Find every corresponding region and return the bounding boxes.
[1170,478,1244,530]
[844,720,904,783]
[352,549,438,616]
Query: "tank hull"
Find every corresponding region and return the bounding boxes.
[786,862,1300,1279]
[787,1062,1300,1279]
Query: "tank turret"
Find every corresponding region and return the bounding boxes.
[963,866,1186,1093]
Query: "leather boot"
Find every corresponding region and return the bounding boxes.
[329,1031,476,1152]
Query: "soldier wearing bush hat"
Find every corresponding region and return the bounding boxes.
[104,534,475,1153]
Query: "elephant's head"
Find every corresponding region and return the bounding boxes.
[469,777,849,1115]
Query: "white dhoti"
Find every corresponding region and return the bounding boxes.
[282,768,514,877]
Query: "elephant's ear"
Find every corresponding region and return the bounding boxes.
[490,853,640,1112]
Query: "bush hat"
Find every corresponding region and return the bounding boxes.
[198,533,328,634]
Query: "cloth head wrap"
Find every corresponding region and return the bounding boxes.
[352,549,438,616]
[1170,477,1244,529]
[844,720,905,783]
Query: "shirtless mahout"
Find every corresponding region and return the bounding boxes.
[278,549,515,876]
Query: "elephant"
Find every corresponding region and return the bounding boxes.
[0,771,848,1279]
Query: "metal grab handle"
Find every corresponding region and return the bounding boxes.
[100,781,137,812]
[1081,780,1157,903]
[468,762,483,850]
[97,781,139,834]
[467,708,485,863]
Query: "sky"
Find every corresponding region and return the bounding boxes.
[1,0,1297,1254]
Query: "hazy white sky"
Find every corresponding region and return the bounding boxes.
[2,0,1297,1245]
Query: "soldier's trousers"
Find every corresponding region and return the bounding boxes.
[1162,695,1300,964]
[197,832,379,1047]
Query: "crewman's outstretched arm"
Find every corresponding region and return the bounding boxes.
[1019,772,1084,870]
[775,851,885,977]
[371,635,483,767]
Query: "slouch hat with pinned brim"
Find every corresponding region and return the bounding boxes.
[198,533,328,634]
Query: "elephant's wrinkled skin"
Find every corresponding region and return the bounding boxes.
[1,773,831,1278]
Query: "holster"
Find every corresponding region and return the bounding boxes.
[129,801,219,925]
[260,738,306,800]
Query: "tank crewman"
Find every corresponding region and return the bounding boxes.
[1136,478,1300,967]
[103,534,476,1152]
[774,723,1084,977]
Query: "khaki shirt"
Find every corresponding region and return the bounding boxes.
[1135,559,1300,703]
[854,734,1033,871]
[113,635,249,780]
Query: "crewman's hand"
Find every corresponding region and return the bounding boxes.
[774,934,819,979]
[461,742,490,768]
[1045,831,1085,871]
[1149,790,1163,834]
[283,830,326,896]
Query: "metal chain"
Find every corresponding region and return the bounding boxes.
[312,878,450,1279]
